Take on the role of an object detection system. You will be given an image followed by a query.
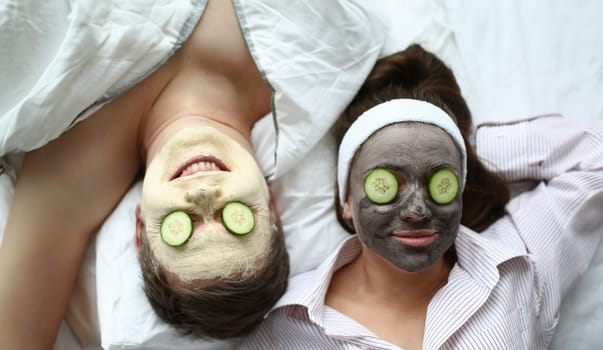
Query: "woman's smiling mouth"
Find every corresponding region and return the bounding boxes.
[171,155,230,180]
[391,229,438,247]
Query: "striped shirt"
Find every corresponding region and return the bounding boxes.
[240,115,603,350]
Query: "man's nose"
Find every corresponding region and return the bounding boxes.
[186,186,222,208]
[400,191,431,223]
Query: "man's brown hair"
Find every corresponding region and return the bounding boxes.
[334,44,510,233]
[138,205,288,339]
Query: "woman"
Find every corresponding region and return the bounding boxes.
[0,1,380,349]
[240,45,603,349]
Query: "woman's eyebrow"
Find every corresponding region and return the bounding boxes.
[366,163,410,173]
[366,162,459,173]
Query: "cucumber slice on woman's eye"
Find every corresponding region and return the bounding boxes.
[222,202,255,235]
[364,168,399,204]
[160,211,193,247]
[428,168,459,205]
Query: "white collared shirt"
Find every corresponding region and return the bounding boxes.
[240,115,603,350]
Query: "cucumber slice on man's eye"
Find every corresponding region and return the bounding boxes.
[160,211,193,247]
[222,202,255,235]
[364,168,399,204]
[428,168,459,205]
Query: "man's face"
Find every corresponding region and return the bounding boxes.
[139,125,272,282]
[344,122,463,272]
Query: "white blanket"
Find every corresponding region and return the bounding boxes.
[0,0,205,155]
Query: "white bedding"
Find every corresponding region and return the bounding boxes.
[1,0,602,349]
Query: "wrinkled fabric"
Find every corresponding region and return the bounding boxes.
[0,0,385,180]
[0,0,207,156]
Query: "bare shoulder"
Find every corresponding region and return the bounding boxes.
[0,58,173,348]
[7,91,140,240]
[25,60,178,225]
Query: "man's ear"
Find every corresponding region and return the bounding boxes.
[266,187,282,223]
[135,204,144,252]
[268,195,281,221]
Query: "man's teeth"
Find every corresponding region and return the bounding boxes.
[181,161,221,176]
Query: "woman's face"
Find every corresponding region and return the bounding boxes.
[139,125,272,282]
[344,122,463,272]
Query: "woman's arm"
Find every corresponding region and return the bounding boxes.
[476,114,603,294]
[0,96,142,349]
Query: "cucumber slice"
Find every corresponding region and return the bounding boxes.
[428,168,459,204]
[364,168,399,204]
[160,211,193,247]
[222,202,255,235]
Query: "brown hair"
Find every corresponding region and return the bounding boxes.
[334,44,509,233]
[138,206,289,339]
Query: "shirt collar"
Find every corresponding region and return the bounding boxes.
[455,224,528,289]
[269,236,359,326]
[270,223,528,320]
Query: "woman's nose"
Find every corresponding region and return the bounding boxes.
[400,191,431,223]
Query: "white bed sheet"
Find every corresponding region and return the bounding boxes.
[1,0,602,349]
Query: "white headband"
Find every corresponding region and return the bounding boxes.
[337,98,467,206]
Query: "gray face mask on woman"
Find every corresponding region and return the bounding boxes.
[344,123,463,272]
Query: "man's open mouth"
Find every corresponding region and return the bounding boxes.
[170,156,230,180]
